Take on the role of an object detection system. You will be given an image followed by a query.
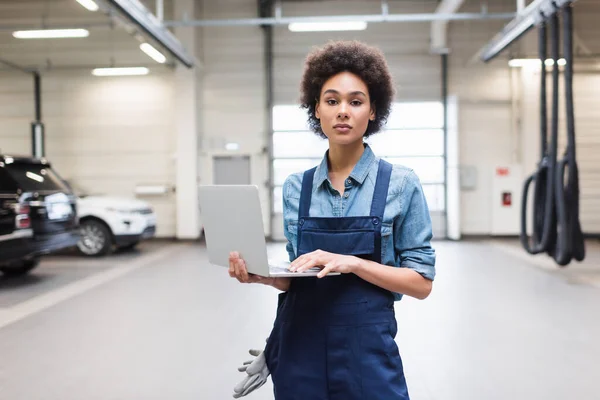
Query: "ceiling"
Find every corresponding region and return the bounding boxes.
[0,0,177,71]
[0,0,598,72]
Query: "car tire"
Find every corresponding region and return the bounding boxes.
[0,257,40,277]
[77,219,113,257]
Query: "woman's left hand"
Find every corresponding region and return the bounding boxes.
[289,250,362,278]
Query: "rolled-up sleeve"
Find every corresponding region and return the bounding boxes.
[394,170,436,281]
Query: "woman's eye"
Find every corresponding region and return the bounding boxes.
[351,100,362,106]
[326,99,337,105]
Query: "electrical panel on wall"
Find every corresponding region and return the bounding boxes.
[459,165,478,190]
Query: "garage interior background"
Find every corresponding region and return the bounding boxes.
[0,0,599,242]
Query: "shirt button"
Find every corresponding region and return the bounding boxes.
[346,179,352,185]
[344,193,349,198]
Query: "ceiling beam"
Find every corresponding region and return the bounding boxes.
[102,0,195,68]
[163,11,515,28]
[480,0,576,62]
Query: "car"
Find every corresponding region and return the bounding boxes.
[0,192,37,277]
[0,155,79,276]
[75,194,157,256]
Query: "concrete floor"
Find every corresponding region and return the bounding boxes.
[1,239,599,400]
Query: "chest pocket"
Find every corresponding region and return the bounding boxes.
[298,228,375,257]
[380,223,393,264]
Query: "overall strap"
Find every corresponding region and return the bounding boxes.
[299,167,317,218]
[370,159,393,220]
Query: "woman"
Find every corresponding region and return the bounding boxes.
[229,40,436,400]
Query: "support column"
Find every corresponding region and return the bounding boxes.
[259,0,274,238]
[174,0,201,239]
[31,72,45,158]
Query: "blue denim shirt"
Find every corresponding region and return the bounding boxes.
[282,144,436,301]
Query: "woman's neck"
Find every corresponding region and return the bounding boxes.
[327,140,365,176]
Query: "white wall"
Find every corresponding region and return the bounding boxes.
[0,69,178,237]
[199,0,271,235]
[273,1,441,104]
[0,72,34,154]
[447,1,520,235]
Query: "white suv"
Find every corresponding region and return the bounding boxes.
[76,195,157,256]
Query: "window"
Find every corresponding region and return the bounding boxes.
[5,164,70,192]
[273,132,328,159]
[366,129,444,157]
[272,102,445,216]
[385,102,444,130]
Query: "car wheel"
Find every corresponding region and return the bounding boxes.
[77,220,113,257]
[0,257,40,277]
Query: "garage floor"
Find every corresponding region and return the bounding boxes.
[1,239,599,400]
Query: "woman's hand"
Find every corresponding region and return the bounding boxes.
[289,250,363,278]
[229,252,291,291]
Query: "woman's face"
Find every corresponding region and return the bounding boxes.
[315,71,375,146]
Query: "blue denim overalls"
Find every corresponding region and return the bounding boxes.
[264,159,409,400]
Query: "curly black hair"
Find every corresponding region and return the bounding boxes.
[299,40,395,138]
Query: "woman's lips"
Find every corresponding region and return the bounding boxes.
[333,124,352,133]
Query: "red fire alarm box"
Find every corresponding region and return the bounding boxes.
[502,191,512,207]
[496,167,510,176]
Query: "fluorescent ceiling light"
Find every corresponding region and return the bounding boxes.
[225,142,240,151]
[13,28,89,39]
[92,67,150,76]
[140,43,167,64]
[76,0,99,11]
[106,0,194,68]
[288,21,367,32]
[509,58,566,67]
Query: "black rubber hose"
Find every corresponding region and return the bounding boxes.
[520,20,544,254]
[553,4,585,265]
[545,12,561,257]
[520,18,557,255]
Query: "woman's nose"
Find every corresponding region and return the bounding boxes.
[337,103,349,118]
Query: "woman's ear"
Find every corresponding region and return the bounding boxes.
[369,106,376,121]
[315,100,320,119]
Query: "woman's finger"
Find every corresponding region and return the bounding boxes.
[296,256,319,272]
[229,252,237,277]
[290,254,306,270]
[233,257,245,282]
[317,263,335,278]
[239,259,249,281]
[298,252,328,272]
[289,256,305,271]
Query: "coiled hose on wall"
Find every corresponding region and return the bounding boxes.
[520,4,585,266]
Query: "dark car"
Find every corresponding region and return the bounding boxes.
[0,155,80,276]
[0,191,37,276]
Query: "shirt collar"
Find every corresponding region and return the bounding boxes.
[314,143,376,188]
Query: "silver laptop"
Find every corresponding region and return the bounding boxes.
[198,185,338,278]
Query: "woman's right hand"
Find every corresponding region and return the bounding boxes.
[229,251,263,284]
[229,251,291,291]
